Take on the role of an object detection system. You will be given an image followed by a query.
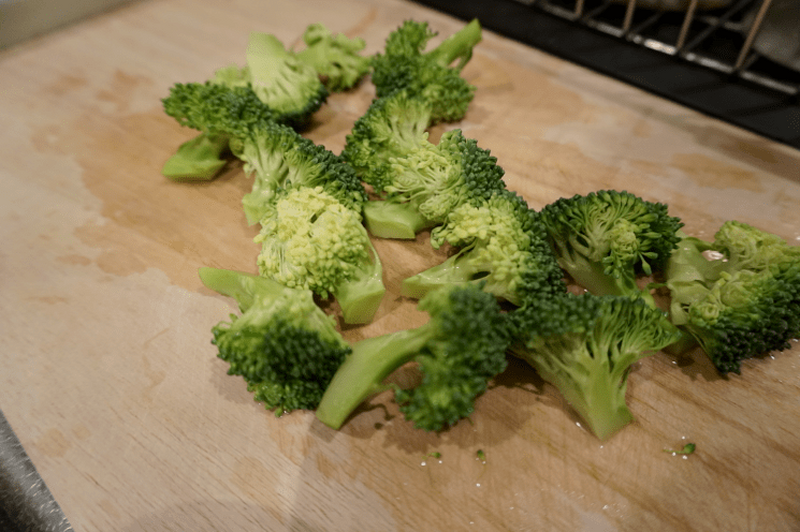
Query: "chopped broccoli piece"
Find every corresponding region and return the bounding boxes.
[294,23,371,91]
[315,284,511,431]
[510,293,682,440]
[255,186,384,325]
[162,82,280,139]
[161,28,330,181]
[342,89,506,240]
[235,121,367,225]
[198,267,351,415]
[341,89,433,193]
[540,190,684,307]
[665,221,800,374]
[371,19,482,123]
[402,190,566,305]
[161,82,281,182]
[243,31,329,126]
[365,128,508,239]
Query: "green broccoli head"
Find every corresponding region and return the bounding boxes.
[162,82,279,138]
[237,123,367,225]
[161,28,330,182]
[666,221,800,374]
[243,31,329,126]
[510,293,682,440]
[160,82,281,182]
[355,127,508,240]
[371,19,481,123]
[294,23,371,92]
[198,267,351,415]
[540,189,684,307]
[315,284,510,432]
[255,186,384,325]
[341,89,433,192]
[402,190,566,305]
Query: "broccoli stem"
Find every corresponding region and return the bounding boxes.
[524,339,635,441]
[401,249,475,300]
[162,132,229,181]
[198,267,283,312]
[315,328,433,429]
[428,19,482,70]
[333,235,386,324]
[362,200,437,239]
[559,252,657,308]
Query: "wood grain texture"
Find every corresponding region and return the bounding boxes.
[1,0,799,531]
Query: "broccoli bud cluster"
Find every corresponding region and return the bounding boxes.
[162,19,800,442]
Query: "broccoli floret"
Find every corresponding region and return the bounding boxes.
[241,30,329,126]
[236,122,367,225]
[509,293,682,440]
[665,221,800,374]
[371,19,481,123]
[341,89,433,193]
[162,82,279,138]
[401,190,566,305]
[255,186,384,325]
[161,29,330,181]
[315,284,510,431]
[161,82,281,181]
[540,190,684,307]
[198,267,351,415]
[294,23,371,92]
[364,128,508,239]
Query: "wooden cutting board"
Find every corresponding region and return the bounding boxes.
[2,0,799,530]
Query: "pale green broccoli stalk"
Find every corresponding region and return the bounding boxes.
[235,121,367,226]
[510,293,682,440]
[255,187,384,325]
[315,284,510,431]
[665,221,800,374]
[371,19,482,123]
[402,190,566,305]
[294,23,371,91]
[161,132,230,181]
[540,190,684,308]
[198,267,351,415]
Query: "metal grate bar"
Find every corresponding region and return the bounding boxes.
[412,0,800,150]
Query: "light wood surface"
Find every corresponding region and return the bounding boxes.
[2,0,799,531]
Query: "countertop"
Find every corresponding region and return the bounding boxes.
[2,0,799,530]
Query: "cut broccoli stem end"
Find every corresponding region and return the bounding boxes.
[334,274,386,325]
[162,132,229,181]
[363,200,437,240]
[316,328,434,429]
[334,236,386,325]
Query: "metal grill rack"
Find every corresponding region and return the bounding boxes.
[412,0,800,149]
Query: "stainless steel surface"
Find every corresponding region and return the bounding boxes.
[0,410,73,532]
